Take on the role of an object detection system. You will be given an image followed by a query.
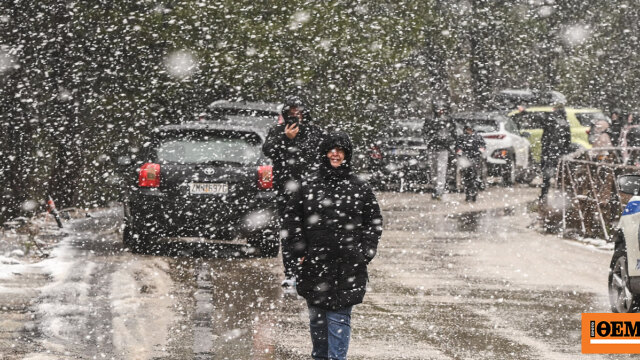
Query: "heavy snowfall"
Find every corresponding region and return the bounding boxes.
[2,1,640,359]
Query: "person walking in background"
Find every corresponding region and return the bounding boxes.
[590,117,613,148]
[608,108,623,146]
[455,124,486,202]
[622,111,640,132]
[423,99,456,200]
[282,132,383,360]
[262,95,326,288]
[590,116,613,160]
[539,103,572,200]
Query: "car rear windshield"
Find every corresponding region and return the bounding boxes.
[454,119,499,133]
[156,134,261,165]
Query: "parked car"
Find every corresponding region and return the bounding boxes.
[608,174,640,312]
[368,119,430,190]
[507,107,604,162]
[451,112,531,185]
[119,120,279,256]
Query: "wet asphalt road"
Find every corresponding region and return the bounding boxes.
[0,185,631,359]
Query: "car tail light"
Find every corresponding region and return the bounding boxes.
[483,134,506,139]
[138,163,161,187]
[492,149,509,159]
[257,165,273,190]
[370,146,383,159]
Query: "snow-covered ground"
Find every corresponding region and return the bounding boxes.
[0,208,180,359]
[0,187,628,359]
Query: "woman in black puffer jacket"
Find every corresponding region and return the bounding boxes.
[282,131,383,360]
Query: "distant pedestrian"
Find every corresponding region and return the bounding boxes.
[540,103,572,200]
[282,132,383,360]
[591,118,613,148]
[423,99,456,200]
[609,108,623,146]
[262,95,326,288]
[455,124,486,202]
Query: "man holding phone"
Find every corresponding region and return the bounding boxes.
[263,95,325,288]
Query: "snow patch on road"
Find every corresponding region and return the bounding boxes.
[29,234,97,352]
[110,258,176,358]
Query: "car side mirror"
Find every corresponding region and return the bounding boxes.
[117,156,133,166]
[520,131,531,138]
[618,175,640,195]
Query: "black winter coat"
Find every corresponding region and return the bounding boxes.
[456,133,486,160]
[262,123,325,192]
[282,132,383,310]
[423,115,456,151]
[541,109,572,165]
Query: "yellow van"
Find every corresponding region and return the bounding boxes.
[507,107,606,162]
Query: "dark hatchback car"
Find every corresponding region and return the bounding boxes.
[121,120,279,256]
[368,119,430,189]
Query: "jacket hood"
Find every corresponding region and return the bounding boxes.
[320,131,353,163]
[319,131,353,179]
[281,95,313,124]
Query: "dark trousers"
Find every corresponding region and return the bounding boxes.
[540,157,559,199]
[461,158,482,200]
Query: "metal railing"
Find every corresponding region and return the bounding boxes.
[554,147,640,239]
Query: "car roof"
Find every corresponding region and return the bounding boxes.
[450,111,509,122]
[154,120,268,139]
[498,89,536,98]
[208,100,282,116]
[513,106,603,113]
[390,118,422,127]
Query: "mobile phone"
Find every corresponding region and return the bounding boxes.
[285,116,299,127]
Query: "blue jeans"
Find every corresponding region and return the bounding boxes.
[307,302,353,360]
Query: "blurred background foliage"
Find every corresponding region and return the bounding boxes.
[1,0,640,221]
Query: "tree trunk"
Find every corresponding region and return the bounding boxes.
[469,0,493,107]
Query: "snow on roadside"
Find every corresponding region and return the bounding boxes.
[0,206,179,358]
[569,236,614,251]
[109,258,176,358]
[33,235,97,347]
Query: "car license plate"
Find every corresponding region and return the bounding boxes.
[189,182,228,195]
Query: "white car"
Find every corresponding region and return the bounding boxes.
[452,112,532,185]
[609,174,640,313]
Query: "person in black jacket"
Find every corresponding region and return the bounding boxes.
[423,99,456,200]
[455,124,486,202]
[540,104,572,200]
[262,96,326,286]
[282,132,382,360]
[608,108,623,146]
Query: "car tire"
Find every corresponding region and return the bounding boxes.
[502,157,516,186]
[249,229,280,258]
[259,240,280,258]
[608,248,640,313]
[123,224,150,254]
[516,151,537,185]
